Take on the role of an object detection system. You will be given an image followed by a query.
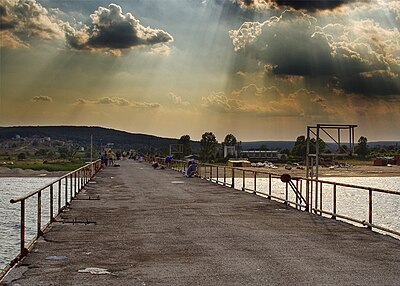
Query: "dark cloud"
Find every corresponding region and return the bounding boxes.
[63,3,173,55]
[230,11,334,76]
[233,0,368,11]
[0,4,7,16]
[276,0,354,11]
[340,71,400,96]
[0,0,63,48]
[230,10,400,96]
[0,21,17,31]
[32,96,53,102]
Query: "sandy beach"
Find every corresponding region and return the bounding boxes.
[0,167,68,178]
[279,164,400,178]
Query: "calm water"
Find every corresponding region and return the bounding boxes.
[1,176,399,271]
[0,177,71,271]
[229,176,400,236]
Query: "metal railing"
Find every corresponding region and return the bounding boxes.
[163,159,400,238]
[5,160,102,271]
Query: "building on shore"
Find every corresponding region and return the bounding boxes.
[240,150,286,161]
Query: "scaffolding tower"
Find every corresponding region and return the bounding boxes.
[306,124,357,179]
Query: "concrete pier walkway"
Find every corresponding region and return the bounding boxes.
[3,160,400,285]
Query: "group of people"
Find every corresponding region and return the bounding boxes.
[150,156,197,177]
[100,150,115,167]
[101,151,197,177]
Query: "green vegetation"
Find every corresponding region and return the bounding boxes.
[0,126,398,167]
[200,132,218,162]
[177,135,192,158]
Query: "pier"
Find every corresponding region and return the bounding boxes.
[2,160,400,285]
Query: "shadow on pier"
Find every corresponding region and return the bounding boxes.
[2,160,400,285]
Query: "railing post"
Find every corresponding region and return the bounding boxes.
[20,200,26,256]
[320,181,323,215]
[216,165,219,184]
[50,184,54,222]
[37,191,42,237]
[268,174,272,199]
[74,172,77,196]
[223,167,226,186]
[78,171,81,192]
[285,182,289,205]
[296,180,299,210]
[332,184,337,219]
[242,170,245,191]
[231,168,235,189]
[70,174,73,200]
[315,180,318,214]
[310,179,313,212]
[306,180,310,212]
[58,180,61,212]
[210,165,213,182]
[65,176,69,206]
[253,171,257,194]
[368,189,373,230]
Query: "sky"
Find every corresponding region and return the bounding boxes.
[1,0,400,142]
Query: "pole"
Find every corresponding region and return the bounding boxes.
[90,135,93,176]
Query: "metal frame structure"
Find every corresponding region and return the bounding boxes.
[169,144,183,156]
[306,124,357,180]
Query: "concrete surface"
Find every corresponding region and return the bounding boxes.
[2,160,400,285]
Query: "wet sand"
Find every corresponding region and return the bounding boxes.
[272,164,400,178]
[204,164,400,178]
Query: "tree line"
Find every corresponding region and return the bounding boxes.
[178,132,399,163]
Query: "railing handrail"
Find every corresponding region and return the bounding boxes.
[2,159,103,278]
[162,158,400,237]
[175,160,400,196]
[10,159,101,204]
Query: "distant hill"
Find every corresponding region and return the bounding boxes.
[0,126,183,152]
[1,126,398,152]
[367,141,400,148]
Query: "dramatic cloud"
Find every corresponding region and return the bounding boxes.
[202,91,252,113]
[62,3,173,55]
[232,84,283,100]
[168,93,190,106]
[32,95,53,102]
[97,97,130,106]
[0,30,28,48]
[75,97,161,108]
[0,0,63,48]
[229,9,400,96]
[233,0,366,11]
[202,87,332,117]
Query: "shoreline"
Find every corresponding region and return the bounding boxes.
[1,164,399,178]
[0,166,68,178]
[276,164,400,178]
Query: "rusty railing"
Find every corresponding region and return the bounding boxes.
[162,159,400,238]
[6,160,102,270]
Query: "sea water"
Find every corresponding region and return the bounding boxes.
[228,176,400,235]
[0,177,63,271]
